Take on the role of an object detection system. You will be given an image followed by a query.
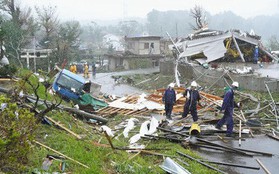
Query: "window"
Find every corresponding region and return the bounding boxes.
[57,74,84,91]
[144,43,149,49]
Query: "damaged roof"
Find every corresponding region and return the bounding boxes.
[175,29,278,63]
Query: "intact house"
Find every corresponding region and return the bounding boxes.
[104,35,165,71]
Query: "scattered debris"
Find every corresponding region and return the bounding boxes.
[160,157,191,174]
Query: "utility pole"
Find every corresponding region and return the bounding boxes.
[176,22,178,39]
[33,36,37,73]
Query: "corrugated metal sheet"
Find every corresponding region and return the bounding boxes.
[179,38,227,63]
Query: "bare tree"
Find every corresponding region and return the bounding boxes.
[189,5,208,31]
[35,5,59,48]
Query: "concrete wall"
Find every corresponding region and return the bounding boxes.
[160,61,279,92]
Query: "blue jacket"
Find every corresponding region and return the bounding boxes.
[221,88,234,111]
[254,47,259,59]
[184,89,201,109]
[163,88,176,104]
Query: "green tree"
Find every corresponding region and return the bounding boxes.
[52,20,81,64]
[0,0,37,67]
[0,95,37,173]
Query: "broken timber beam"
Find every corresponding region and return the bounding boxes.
[232,34,245,62]
[200,160,260,170]
[56,107,108,124]
[256,158,271,174]
[266,133,279,141]
[45,116,82,139]
[177,151,227,174]
[157,127,252,157]
[33,140,89,169]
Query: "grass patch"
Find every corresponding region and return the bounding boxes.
[27,112,220,173]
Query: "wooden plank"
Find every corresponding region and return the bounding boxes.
[45,116,82,139]
[266,133,279,141]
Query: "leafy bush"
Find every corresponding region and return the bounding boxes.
[0,65,17,77]
[0,95,37,173]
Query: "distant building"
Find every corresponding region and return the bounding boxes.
[105,35,165,71]
[124,36,161,55]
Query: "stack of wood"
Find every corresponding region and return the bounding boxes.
[146,87,223,114]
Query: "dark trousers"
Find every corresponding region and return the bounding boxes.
[216,108,234,135]
[182,104,198,121]
[165,103,173,118]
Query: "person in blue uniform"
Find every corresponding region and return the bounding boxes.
[215,81,239,137]
[254,45,259,64]
[182,81,201,122]
[162,83,176,120]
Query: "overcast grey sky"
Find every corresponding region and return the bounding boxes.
[23,0,279,21]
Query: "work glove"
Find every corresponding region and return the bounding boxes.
[237,102,242,109]
[218,110,224,114]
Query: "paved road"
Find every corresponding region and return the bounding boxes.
[86,67,159,97]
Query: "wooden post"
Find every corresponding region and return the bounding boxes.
[239,120,242,146]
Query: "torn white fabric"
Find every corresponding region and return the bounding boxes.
[99,125,114,137]
[129,134,141,144]
[148,117,159,135]
[1,103,7,111]
[123,118,139,138]
[129,117,159,144]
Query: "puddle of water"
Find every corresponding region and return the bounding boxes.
[196,135,279,174]
[255,63,279,79]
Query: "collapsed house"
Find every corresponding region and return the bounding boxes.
[173,29,278,64]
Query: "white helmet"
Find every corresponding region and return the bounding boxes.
[168,83,175,88]
[232,81,239,88]
[191,81,197,87]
